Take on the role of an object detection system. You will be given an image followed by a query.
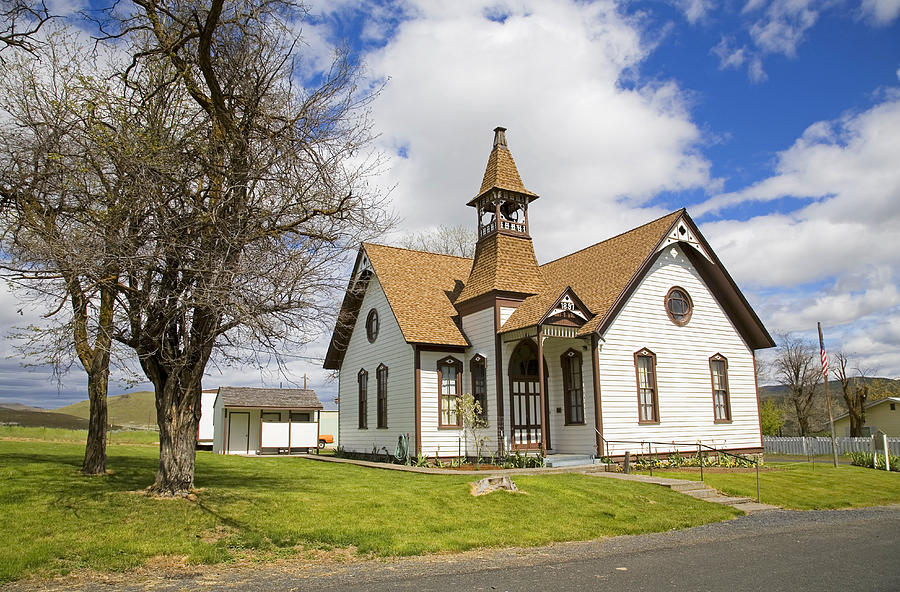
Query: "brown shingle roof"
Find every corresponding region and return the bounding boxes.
[218,387,322,409]
[477,144,537,198]
[456,233,548,305]
[500,211,682,333]
[364,243,472,346]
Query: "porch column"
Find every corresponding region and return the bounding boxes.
[538,324,548,455]
[591,334,604,457]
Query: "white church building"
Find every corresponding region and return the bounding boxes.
[324,127,775,460]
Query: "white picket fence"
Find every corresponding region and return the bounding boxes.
[764,436,900,456]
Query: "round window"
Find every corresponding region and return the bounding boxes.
[366,308,379,342]
[665,287,692,326]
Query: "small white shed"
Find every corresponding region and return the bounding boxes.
[212,386,324,455]
[197,389,218,449]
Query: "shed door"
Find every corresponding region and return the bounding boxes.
[227,412,250,454]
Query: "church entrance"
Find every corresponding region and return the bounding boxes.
[508,340,549,451]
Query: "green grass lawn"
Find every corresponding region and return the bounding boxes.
[641,464,900,510]
[0,425,159,445]
[0,433,738,583]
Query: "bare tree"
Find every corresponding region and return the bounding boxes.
[772,333,821,436]
[398,225,476,257]
[90,0,394,496]
[0,1,52,56]
[0,35,133,474]
[834,352,870,437]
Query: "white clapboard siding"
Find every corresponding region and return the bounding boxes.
[212,394,225,453]
[542,336,597,454]
[420,350,467,457]
[460,306,498,455]
[499,306,516,327]
[338,273,415,454]
[598,244,762,456]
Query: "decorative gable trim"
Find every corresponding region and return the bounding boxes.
[656,213,712,262]
[540,287,592,327]
[590,211,775,351]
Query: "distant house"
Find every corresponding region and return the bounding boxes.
[212,387,324,455]
[834,397,900,437]
[324,127,775,461]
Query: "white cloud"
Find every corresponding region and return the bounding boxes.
[861,0,900,24]
[711,36,747,69]
[748,0,819,57]
[364,0,715,260]
[675,0,716,23]
[694,95,900,375]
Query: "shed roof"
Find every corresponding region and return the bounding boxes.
[218,387,322,409]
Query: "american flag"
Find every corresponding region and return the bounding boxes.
[820,343,828,378]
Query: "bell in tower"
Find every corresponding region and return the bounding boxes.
[467,126,539,242]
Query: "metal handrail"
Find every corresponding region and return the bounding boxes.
[594,428,761,503]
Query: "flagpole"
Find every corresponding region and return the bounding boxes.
[818,322,839,468]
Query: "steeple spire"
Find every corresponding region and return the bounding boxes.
[467,126,539,241]
[456,127,547,306]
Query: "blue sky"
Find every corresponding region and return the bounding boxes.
[2,0,899,408]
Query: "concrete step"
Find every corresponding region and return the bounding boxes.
[544,455,597,468]
[680,487,720,499]
[669,481,712,492]
[705,495,753,505]
[731,501,780,513]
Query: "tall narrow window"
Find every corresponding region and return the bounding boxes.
[438,356,462,427]
[634,349,659,423]
[710,354,731,422]
[376,364,388,428]
[561,349,584,425]
[358,369,368,429]
[470,355,487,420]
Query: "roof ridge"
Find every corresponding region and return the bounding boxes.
[540,209,684,267]
[363,241,474,261]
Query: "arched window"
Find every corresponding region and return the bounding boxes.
[470,355,487,420]
[357,369,368,429]
[710,354,731,422]
[634,348,659,423]
[366,308,379,342]
[561,349,584,425]
[437,356,463,427]
[377,364,388,428]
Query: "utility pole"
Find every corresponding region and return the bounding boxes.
[818,322,839,468]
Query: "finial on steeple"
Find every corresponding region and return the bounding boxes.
[493,126,507,149]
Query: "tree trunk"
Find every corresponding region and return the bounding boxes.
[148,371,203,497]
[81,363,110,475]
[794,398,809,436]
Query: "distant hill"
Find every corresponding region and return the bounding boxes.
[0,406,94,430]
[53,391,157,428]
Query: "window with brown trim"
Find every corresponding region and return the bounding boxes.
[470,355,487,420]
[376,363,388,428]
[358,369,368,429]
[366,308,379,342]
[634,348,659,423]
[438,356,462,427]
[561,349,584,425]
[665,286,693,326]
[710,354,731,422]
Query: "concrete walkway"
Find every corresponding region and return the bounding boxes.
[294,454,781,513]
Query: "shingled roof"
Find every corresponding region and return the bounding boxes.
[218,387,322,409]
[500,210,682,334]
[364,243,473,346]
[468,127,538,205]
[455,233,547,305]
